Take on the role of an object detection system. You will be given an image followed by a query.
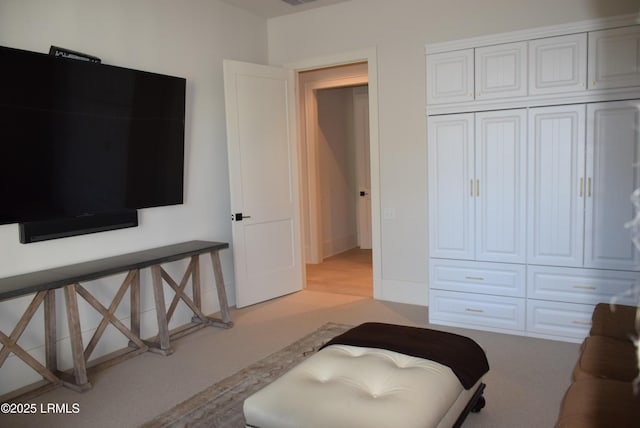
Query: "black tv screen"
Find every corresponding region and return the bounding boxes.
[0,45,186,226]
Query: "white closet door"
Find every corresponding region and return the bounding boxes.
[475,109,527,263]
[584,101,640,270]
[588,26,640,90]
[428,114,475,259]
[529,33,587,95]
[475,41,527,100]
[528,105,586,267]
[426,49,474,105]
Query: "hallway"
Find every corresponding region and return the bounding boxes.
[305,248,372,297]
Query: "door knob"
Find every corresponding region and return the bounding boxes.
[233,213,251,221]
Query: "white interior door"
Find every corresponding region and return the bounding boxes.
[223,60,303,308]
[354,86,371,249]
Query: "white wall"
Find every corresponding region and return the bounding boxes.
[0,0,267,395]
[267,0,639,305]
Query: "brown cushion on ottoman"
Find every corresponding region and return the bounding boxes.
[574,335,638,381]
[555,378,640,428]
[590,303,638,341]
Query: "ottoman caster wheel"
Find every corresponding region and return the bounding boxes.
[471,395,485,413]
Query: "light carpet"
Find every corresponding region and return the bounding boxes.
[141,322,352,428]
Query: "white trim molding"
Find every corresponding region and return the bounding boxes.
[283,48,382,300]
[425,13,639,54]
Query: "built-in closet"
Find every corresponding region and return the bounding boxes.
[426,16,640,342]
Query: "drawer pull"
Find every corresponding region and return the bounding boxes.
[464,276,485,281]
[465,308,484,313]
[572,321,591,326]
[572,285,596,290]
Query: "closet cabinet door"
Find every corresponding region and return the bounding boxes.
[428,114,475,259]
[475,110,527,263]
[588,26,640,90]
[529,33,587,95]
[475,42,527,100]
[528,105,586,267]
[584,101,640,270]
[426,49,474,105]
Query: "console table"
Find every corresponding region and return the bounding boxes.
[0,240,232,400]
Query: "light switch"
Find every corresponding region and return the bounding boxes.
[384,208,396,220]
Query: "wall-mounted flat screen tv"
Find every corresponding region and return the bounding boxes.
[0,46,186,234]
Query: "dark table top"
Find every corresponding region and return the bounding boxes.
[0,240,229,301]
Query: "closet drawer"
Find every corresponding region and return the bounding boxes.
[527,265,638,305]
[429,259,525,297]
[527,300,594,339]
[429,289,525,331]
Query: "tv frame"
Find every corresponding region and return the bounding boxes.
[0,45,185,243]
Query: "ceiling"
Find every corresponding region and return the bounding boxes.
[219,0,351,18]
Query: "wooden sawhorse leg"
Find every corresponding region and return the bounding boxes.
[187,250,233,328]
[0,291,63,399]
[146,249,233,351]
[62,285,92,392]
[208,249,233,327]
[148,265,175,355]
[61,271,151,391]
[130,269,141,344]
[44,290,57,374]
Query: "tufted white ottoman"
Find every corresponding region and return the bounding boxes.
[243,323,488,428]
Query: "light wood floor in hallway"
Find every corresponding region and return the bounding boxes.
[305,248,372,297]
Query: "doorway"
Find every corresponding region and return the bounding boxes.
[298,63,373,297]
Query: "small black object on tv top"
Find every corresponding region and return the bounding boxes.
[0,45,186,242]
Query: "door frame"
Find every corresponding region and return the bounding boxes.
[302,70,368,264]
[285,47,381,299]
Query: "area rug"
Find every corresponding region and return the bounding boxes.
[141,322,352,428]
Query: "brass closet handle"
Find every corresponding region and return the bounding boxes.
[579,178,584,197]
[573,285,597,290]
[469,180,479,197]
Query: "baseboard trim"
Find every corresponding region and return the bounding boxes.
[378,279,428,306]
[322,234,358,259]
